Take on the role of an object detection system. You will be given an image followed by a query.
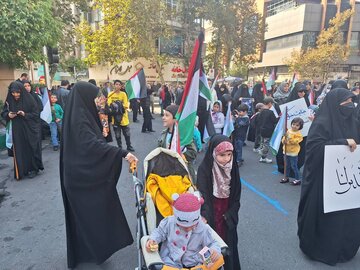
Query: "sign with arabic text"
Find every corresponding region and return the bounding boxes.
[279,97,311,137]
[323,145,360,213]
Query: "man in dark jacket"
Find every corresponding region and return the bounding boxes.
[57,80,70,111]
[257,97,278,163]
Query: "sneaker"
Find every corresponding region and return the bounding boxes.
[259,158,272,163]
[53,146,59,151]
[291,180,301,186]
[253,148,259,153]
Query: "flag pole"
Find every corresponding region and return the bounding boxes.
[283,106,288,179]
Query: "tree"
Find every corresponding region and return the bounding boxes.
[286,9,353,81]
[200,0,264,76]
[0,0,62,68]
[79,0,177,82]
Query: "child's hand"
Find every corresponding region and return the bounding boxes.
[146,239,158,252]
[210,249,221,262]
[201,216,207,224]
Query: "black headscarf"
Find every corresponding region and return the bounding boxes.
[297,88,360,265]
[197,134,241,270]
[286,82,310,106]
[1,81,43,178]
[251,83,264,106]
[330,79,348,90]
[60,81,133,268]
[23,80,43,113]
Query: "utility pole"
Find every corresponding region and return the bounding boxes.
[43,46,51,89]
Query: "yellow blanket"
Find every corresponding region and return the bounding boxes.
[146,173,192,217]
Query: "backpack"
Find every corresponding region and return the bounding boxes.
[109,100,125,125]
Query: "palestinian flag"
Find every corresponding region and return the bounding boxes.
[40,88,52,124]
[125,68,147,100]
[199,64,212,101]
[222,101,234,137]
[175,32,204,149]
[290,72,298,92]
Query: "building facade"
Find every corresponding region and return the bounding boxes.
[249,0,360,84]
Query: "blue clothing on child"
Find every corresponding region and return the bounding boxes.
[193,127,202,152]
[149,216,221,268]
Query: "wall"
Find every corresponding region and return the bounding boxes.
[88,58,187,84]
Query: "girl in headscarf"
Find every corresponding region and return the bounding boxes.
[197,135,241,270]
[273,81,290,105]
[1,81,43,179]
[60,81,138,268]
[297,88,360,266]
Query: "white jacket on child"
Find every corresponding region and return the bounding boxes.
[211,111,225,134]
[149,216,221,268]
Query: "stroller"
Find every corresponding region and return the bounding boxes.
[132,147,228,270]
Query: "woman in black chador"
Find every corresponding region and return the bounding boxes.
[297,88,360,266]
[60,82,137,269]
[1,81,43,179]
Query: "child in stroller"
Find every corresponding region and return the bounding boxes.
[146,192,223,270]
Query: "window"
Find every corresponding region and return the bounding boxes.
[266,0,297,17]
[350,32,360,55]
[166,0,177,10]
[265,32,318,52]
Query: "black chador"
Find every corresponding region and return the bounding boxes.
[297,88,360,265]
[60,82,133,268]
[1,81,43,179]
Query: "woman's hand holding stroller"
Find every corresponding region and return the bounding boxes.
[146,239,158,252]
[125,153,138,164]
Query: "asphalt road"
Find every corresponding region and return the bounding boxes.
[0,110,359,270]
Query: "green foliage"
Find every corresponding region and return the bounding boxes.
[201,0,264,76]
[286,9,353,81]
[0,0,62,68]
[60,56,87,79]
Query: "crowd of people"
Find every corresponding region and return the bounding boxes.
[1,73,360,269]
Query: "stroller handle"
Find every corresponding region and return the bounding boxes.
[129,160,137,174]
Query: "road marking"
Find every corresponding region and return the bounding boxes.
[240,178,288,216]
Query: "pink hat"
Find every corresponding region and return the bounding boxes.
[214,141,233,156]
[172,192,204,227]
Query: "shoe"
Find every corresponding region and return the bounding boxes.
[127,146,135,152]
[149,130,156,132]
[27,171,37,179]
[151,117,155,119]
[253,148,259,153]
[259,158,272,163]
[291,180,301,186]
[53,146,59,151]
[141,130,149,133]
[133,120,139,123]
[237,161,243,167]
[280,178,289,183]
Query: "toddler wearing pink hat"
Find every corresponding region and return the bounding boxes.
[146,192,221,269]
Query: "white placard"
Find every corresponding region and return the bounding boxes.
[323,145,360,213]
[279,98,311,137]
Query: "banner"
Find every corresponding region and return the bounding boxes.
[323,145,360,213]
[279,98,311,137]
[240,98,253,115]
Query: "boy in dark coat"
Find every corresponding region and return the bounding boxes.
[257,97,278,163]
